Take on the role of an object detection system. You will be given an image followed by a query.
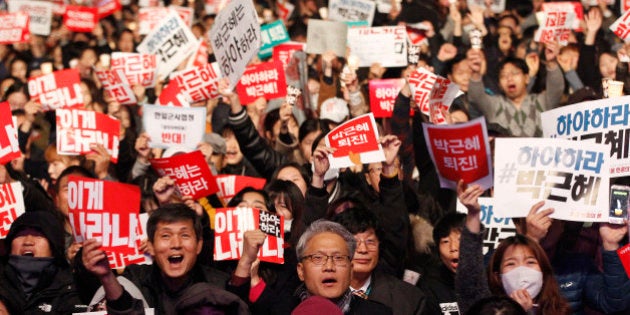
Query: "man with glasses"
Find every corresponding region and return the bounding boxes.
[333,208,427,315]
[294,219,392,314]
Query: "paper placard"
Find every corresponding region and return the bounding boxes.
[236,61,287,104]
[611,10,630,43]
[305,19,348,57]
[493,138,609,222]
[328,0,375,26]
[0,182,25,239]
[97,0,122,19]
[0,102,20,165]
[63,5,98,33]
[56,108,121,163]
[325,113,385,168]
[209,0,261,90]
[0,11,30,44]
[142,105,206,149]
[423,117,493,190]
[158,63,222,107]
[273,42,305,71]
[215,175,267,205]
[151,150,219,200]
[368,78,405,118]
[28,69,84,111]
[95,69,138,105]
[259,20,290,59]
[347,26,407,68]
[541,96,630,177]
[110,52,158,88]
[8,0,53,36]
[213,207,284,264]
[456,197,515,255]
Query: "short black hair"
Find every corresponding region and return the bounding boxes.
[332,207,383,241]
[498,57,529,76]
[147,203,202,243]
[432,212,466,244]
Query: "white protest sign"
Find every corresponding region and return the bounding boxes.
[456,197,515,255]
[328,0,375,26]
[542,96,630,177]
[0,182,25,239]
[305,19,348,57]
[142,105,206,149]
[347,26,407,68]
[467,0,505,14]
[325,113,385,169]
[494,138,609,222]
[610,10,630,43]
[137,11,197,78]
[8,0,53,36]
[209,0,261,90]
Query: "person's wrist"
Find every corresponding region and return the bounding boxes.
[312,175,325,188]
[602,240,619,251]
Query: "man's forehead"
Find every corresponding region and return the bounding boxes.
[156,220,195,231]
[305,232,348,252]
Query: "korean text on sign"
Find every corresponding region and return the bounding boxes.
[150,150,219,200]
[0,182,25,238]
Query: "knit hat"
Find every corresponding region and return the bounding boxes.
[6,211,66,266]
[204,133,227,155]
[319,97,349,124]
[292,296,343,315]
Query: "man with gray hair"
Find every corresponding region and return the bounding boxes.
[293,219,392,314]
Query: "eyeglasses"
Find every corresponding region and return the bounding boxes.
[301,254,350,267]
[355,238,379,251]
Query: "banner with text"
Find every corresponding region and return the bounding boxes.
[494,137,609,222]
[305,19,348,57]
[95,69,137,105]
[0,11,30,44]
[28,69,83,111]
[368,78,405,118]
[273,42,305,71]
[259,20,290,59]
[215,175,267,205]
[611,9,630,43]
[63,5,98,33]
[158,63,222,107]
[423,117,492,190]
[236,61,287,104]
[347,26,407,67]
[56,108,120,163]
[0,102,20,165]
[107,212,152,269]
[209,0,261,90]
[151,150,219,200]
[142,105,206,149]
[0,182,25,239]
[456,197,515,255]
[328,0,376,26]
[325,113,385,169]
[8,0,53,36]
[214,207,284,264]
[110,52,158,88]
[542,96,630,177]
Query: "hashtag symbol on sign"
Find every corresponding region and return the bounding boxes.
[497,163,517,184]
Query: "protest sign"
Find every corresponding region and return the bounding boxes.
[236,61,287,104]
[138,7,170,35]
[534,1,583,44]
[95,68,138,105]
[0,182,25,239]
[158,63,222,106]
[107,212,152,269]
[423,117,493,190]
[186,40,210,68]
[259,20,290,59]
[407,67,437,114]
[110,52,158,87]
[0,11,30,44]
[142,105,206,149]
[611,9,630,42]
[467,0,505,14]
[67,176,141,257]
[325,113,385,169]
[137,11,197,78]
[328,0,375,26]
[493,138,609,222]
[542,96,630,177]
[63,5,98,33]
[50,0,67,15]
[0,102,19,165]
[541,2,583,30]
[28,69,83,111]
[273,42,305,71]
[215,175,267,204]
[276,0,295,22]
[305,19,348,57]
[347,26,407,68]
[170,5,194,28]
[214,207,284,264]
[97,0,122,18]
[56,108,121,163]
[624,0,630,14]
[209,0,261,90]
[368,78,405,118]
[8,0,53,36]
[429,77,461,125]
[456,197,515,255]
[151,150,219,200]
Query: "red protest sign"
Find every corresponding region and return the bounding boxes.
[408,67,437,114]
[369,78,405,118]
[215,175,267,204]
[28,69,83,111]
[429,76,460,125]
[158,63,221,106]
[618,244,630,278]
[151,150,219,199]
[0,102,20,165]
[188,40,210,68]
[273,42,305,71]
[110,52,158,87]
[325,113,384,169]
[56,108,121,163]
[108,212,152,269]
[97,0,122,19]
[63,5,98,33]
[214,207,284,264]
[0,182,25,239]
[611,10,630,42]
[95,69,138,105]
[423,117,492,190]
[0,11,30,45]
[67,176,141,256]
[236,61,287,104]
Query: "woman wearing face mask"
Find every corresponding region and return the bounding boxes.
[455,180,571,314]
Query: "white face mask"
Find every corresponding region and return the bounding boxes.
[501,266,543,298]
[284,218,293,233]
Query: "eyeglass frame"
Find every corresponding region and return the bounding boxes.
[301,254,351,267]
[355,238,379,251]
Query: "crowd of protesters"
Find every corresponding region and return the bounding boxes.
[2,0,630,314]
